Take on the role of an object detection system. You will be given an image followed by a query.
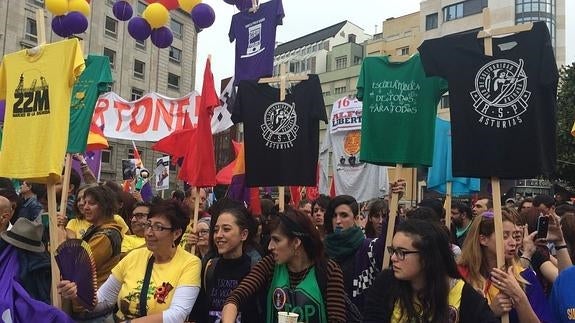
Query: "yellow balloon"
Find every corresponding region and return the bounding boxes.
[178,0,201,12]
[142,3,170,29]
[68,0,91,17]
[45,0,68,15]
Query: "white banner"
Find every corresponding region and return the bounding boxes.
[93,92,200,141]
[211,76,235,134]
[155,156,170,191]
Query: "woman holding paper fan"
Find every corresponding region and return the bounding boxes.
[59,199,201,323]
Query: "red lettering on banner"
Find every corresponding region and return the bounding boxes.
[93,98,109,126]
[154,99,174,131]
[114,101,132,131]
[130,97,153,134]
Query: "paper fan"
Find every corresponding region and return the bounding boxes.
[55,239,98,311]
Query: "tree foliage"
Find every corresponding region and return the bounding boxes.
[555,63,575,187]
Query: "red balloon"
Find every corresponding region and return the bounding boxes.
[146,0,179,10]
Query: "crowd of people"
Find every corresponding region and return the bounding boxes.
[1,171,574,323]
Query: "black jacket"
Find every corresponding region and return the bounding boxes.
[363,270,497,323]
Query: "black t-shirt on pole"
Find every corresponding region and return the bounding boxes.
[418,21,558,179]
[232,74,327,187]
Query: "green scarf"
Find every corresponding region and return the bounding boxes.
[325,226,365,260]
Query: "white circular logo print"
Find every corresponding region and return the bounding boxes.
[470,59,531,128]
[260,102,299,149]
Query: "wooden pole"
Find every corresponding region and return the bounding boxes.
[258,63,308,213]
[444,181,452,228]
[33,8,63,308]
[190,187,201,255]
[382,163,403,269]
[481,8,507,323]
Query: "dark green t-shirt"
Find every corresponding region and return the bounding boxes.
[357,54,447,167]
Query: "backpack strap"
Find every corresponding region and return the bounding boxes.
[203,257,218,295]
[139,255,155,317]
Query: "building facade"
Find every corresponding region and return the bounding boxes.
[0,0,199,192]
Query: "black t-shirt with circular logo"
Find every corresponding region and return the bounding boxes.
[419,22,558,179]
[232,74,327,186]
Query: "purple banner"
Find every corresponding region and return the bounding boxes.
[72,150,102,183]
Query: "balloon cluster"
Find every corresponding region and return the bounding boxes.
[111,0,216,49]
[45,0,91,37]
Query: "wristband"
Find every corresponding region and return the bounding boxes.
[555,245,568,251]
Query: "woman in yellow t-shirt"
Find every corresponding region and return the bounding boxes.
[66,183,129,239]
[59,199,201,322]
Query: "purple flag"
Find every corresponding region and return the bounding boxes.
[72,150,102,183]
[0,245,74,322]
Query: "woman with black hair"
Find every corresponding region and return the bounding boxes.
[221,207,346,323]
[363,219,497,323]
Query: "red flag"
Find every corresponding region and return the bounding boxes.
[151,128,195,161]
[178,58,218,187]
[216,141,241,185]
[290,187,302,207]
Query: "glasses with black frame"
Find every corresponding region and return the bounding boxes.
[386,246,420,260]
[143,222,173,232]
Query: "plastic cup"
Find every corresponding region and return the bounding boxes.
[277,311,299,323]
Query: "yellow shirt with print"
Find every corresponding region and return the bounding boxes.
[392,279,465,323]
[0,38,84,182]
[112,246,201,320]
[66,215,129,238]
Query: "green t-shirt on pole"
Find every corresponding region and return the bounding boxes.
[357,53,448,167]
[67,55,113,153]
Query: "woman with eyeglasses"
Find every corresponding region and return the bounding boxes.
[58,199,201,323]
[363,219,497,323]
[458,211,552,323]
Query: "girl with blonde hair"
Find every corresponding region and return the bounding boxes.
[458,210,552,323]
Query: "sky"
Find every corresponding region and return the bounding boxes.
[195,0,574,93]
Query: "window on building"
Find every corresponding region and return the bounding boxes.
[128,148,143,160]
[323,40,330,50]
[105,16,118,38]
[26,0,45,7]
[353,56,362,65]
[171,19,183,39]
[348,34,357,43]
[397,47,410,56]
[169,46,182,63]
[334,86,347,94]
[426,13,438,30]
[322,91,331,96]
[103,48,116,69]
[289,61,300,73]
[443,2,463,21]
[133,60,145,79]
[443,0,487,22]
[101,148,112,164]
[308,57,317,73]
[25,17,37,42]
[440,94,450,109]
[335,56,347,70]
[131,87,144,101]
[137,1,147,15]
[168,73,180,90]
[106,0,115,5]
[135,39,146,50]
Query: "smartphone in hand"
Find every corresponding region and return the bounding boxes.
[536,214,550,240]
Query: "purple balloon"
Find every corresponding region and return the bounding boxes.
[63,11,88,34]
[51,15,72,38]
[235,0,256,11]
[224,0,236,4]
[0,100,5,123]
[150,27,173,48]
[191,3,215,29]
[113,1,133,21]
[128,17,152,41]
